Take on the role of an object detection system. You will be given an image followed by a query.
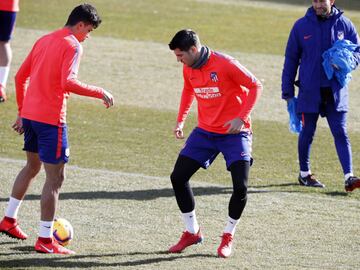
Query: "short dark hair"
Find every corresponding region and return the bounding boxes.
[169,29,200,51]
[65,3,102,29]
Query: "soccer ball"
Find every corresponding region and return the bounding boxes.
[53,218,74,246]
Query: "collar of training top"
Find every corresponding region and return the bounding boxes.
[191,46,211,69]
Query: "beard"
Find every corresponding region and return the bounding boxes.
[315,7,331,18]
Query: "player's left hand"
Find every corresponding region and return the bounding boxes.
[223,117,244,134]
[174,122,185,139]
[12,116,24,135]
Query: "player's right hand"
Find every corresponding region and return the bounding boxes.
[223,117,244,134]
[12,116,24,135]
[174,122,185,139]
[102,90,114,108]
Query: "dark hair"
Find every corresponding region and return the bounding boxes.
[65,3,102,29]
[169,29,200,51]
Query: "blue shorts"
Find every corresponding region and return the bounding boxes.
[180,127,253,170]
[22,118,70,164]
[0,11,17,41]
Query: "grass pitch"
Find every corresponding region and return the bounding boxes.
[1,0,360,269]
[16,0,360,55]
[1,158,360,269]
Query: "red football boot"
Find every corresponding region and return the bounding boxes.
[35,237,75,254]
[168,229,203,253]
[0,217,28,240]
[217,233,233,258]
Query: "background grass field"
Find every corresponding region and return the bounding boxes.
[1,0,360,269]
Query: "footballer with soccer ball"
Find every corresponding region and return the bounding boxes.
[0,4,114,254]
[168,29,262,258]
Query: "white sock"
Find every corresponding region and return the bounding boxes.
[300,170,311,178]
[344,173,353,182]
[224,216,239,236]
[5,197,22,219]
[39,220,54,238]
[182,210,199,234]
[0,66,10,87]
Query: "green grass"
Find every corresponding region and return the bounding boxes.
[1,0,359,209]
[256,0,360,10]
[1,99,359,198]
[1,159,359,269]
[1,1,360,268]
[17,0,360,55]
[250,0,360,10]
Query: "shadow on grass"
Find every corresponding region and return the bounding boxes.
[324,191,349,197]
[0,241,18,245]
[252,183,353,198]
[0,185,301,202]
[0,242,33,257]
[252,182,298,188]
[0,248,216,268]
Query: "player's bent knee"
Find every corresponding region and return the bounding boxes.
[170,171,183,185]
[233,189,247,201]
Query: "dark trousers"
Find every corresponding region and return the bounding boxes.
[298,88,352,174]
[170,155,249,220]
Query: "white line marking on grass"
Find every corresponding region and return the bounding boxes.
[0,157,168,182]
[2,156,360,206]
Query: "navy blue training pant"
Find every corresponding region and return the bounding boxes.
[298,103,352,175]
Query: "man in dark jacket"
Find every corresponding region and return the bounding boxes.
[281,0,360,192]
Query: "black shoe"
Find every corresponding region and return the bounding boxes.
[298,174,325,188]
[345,176,360,192]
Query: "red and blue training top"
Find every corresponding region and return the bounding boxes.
[178,50,262,134]
[15,28,104,126]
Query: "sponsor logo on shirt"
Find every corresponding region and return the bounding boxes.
[304,35,312,40]
[193,87,222,99]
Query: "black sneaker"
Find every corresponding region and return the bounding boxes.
[345,176,360,192]
[298,174,325,188]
